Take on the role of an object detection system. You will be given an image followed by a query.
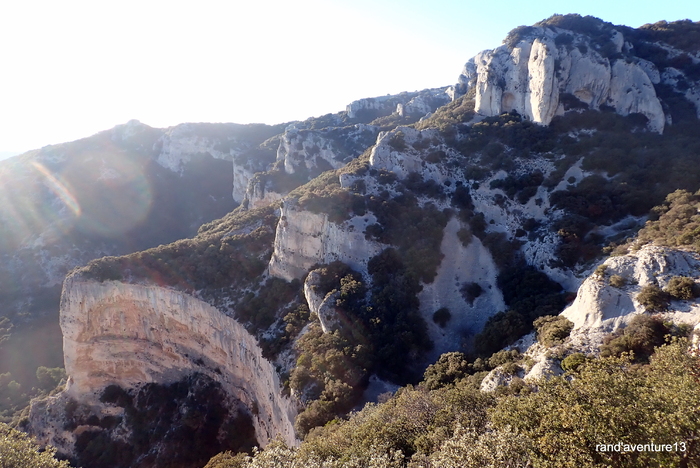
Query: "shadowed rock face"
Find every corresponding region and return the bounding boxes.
[29,277,297,458]
[44,373,257,468]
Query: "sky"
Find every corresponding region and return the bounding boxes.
[0,0,698,155]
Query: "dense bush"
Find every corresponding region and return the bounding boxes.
[636,285,671,312]
[473,266,565,357]
[491,339,700,467]
[365,192,448,283]
[69,374,255,468]
[291,324,370,436]
[366,249,433,382]
[489,171,543,204]
[635,19,700,54]
[533,315,574,347]
[609,274,627,288]
[600,315,670,362]
[290,254,433,434]
[432,308,451,328]
[632,190,700,251]
[422,352,470,391]
[236,278,300,332]
[81,205,280,293]
[665,276,700,300]
[413,94,475,132]
[460,282,482,305]
[289,171,366,223]
[210,339,700,468]
[472,310,529,358]
[560,352,587,372]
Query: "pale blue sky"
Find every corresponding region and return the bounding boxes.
[0,0,698,154]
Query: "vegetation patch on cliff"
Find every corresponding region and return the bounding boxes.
[80,205,279,293]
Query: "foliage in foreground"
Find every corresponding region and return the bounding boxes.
[207,339,700,468]
[0,423,72,467]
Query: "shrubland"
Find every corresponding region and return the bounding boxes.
[207,338,700,467]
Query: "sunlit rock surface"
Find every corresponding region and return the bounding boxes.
[268,201,384,281]
[563,245,700,349]
[29,277,297,452]
[303,269,341,334]
[454,26,666,132]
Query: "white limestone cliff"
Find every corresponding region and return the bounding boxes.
[303,270,341,333]
[268,201,384,281]
[346,88,450,120]
[29,277,297,452]
[155,123,239,173]
[244,174,285,210]
[562,245,700,349]
[276,125,379,176]
[454,27,666,132]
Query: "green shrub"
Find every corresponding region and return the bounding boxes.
[365,193,448,283]
[594,264,608,278]
[36,367,66,391]
[488,349,521,369]
[500,361,520,376]
[422,352,470,390]
[456,227,472,247]
[460,282,483,305]
[0,423,73,467]
[473,311,529,358]
[204,451,247,468]
[533,315,574,347]
[664,276,699,300]
[609,274,626,288]
[636,284,671,312]
[491,340,700,466]
[600,315,670,362]
[560,353,587,372]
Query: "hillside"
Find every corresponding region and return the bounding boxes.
[2,13,700,468]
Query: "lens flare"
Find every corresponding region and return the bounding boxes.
[30,161,81,217]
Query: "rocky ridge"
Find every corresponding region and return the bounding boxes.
[19,15,700,466]
[452,19,700,132]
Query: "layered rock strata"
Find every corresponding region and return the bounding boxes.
[30,277,297,452]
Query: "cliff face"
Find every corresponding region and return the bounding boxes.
[345,88,450,120]
[29,277,296,454]
[268,200,384,281]
[453,27,669,132]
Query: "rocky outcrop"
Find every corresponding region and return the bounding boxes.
[563,245,700,348]
[346,88,450,121]
[454,27,666,132]
[303,270,341,333]
[276,125,379,176]
[29,277,297,453]
[369,127,443,180]
[243,173,285,210]
[155,123,236,173]
[268,201,384,281]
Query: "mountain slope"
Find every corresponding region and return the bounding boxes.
[13,14,700,468]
